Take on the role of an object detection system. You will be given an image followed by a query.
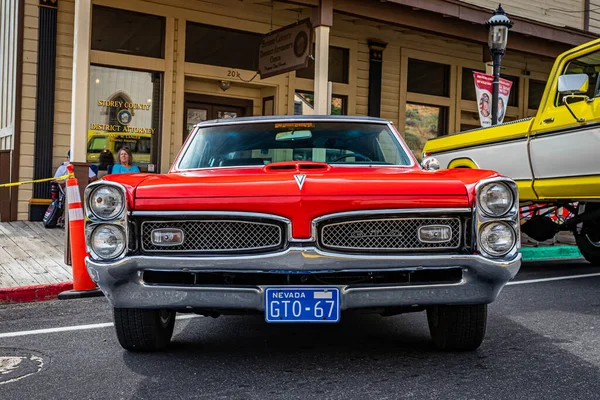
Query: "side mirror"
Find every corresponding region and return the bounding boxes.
[421,157,440,171]
[557,74,589,123]
[558,74,589,95]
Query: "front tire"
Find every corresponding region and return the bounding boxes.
[427,304,487,351]
[113,308,175,351]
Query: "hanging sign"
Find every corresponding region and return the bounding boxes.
[258,19,312,79]
[473,72,513,127]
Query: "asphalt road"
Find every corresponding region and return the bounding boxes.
[1,260,599,400]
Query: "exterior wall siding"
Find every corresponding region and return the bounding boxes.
[459,0,588,31]
[0,0,20,149]
[17,0,39,219]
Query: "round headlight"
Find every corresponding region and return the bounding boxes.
[478,182,513,217]
[89,185,125,220]
[90,224,126,259]
[479,222,516,257]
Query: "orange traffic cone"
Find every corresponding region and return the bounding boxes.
[58,164,103,300]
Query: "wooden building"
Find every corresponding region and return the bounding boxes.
[0,0,597,221]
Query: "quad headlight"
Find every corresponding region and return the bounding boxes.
[478,182,513,217]
[90,224,126,259]
[85,182,129,261]
[88,185,125,220]
[479,222,516,257]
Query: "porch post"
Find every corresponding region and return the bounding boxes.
[70,0,92,166]
[313,0,332,115]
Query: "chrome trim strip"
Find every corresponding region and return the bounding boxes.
[140,219,283,253]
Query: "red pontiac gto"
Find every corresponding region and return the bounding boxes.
[84,116,521,352]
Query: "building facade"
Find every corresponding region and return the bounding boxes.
[0,0,598,221]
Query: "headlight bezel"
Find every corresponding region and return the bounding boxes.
[477,221,517,258]
[474,177,520,259]
[86,183,127,221]
[84,181,130,261]
[89,223,127,260]
[478,181,514,217]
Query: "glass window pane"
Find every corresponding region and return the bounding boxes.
[91,6,165,58]
[504,74,519,107]
[88,66,162,173]
[178,121,413,169]
[296,46,349,83]
[528,79,546,110]
[293,91,346,115]
[461,68,484,101]
[407,59,450,97]
[405,103,448,162]
[185,22,262,71]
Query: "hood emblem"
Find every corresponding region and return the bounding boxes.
[294,174,306,190]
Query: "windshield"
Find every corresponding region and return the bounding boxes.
[177,121,413,169]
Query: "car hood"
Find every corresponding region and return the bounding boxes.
[134,164,469,199]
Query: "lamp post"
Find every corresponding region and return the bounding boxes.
[486,4,513,126]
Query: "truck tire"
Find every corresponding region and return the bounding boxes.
[574,204,600,265]
[113,308,175,351]
[427,304,487,351]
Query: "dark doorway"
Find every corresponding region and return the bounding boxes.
[184,94,253,141]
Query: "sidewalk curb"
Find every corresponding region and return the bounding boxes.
[520,246,583,261]
[0,282,73,304]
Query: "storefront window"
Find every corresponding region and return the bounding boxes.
[296,46,350,84]
[293,91,347,115]
[405,103,448,161]
[88,66,162,173]
[528,79,546,110]
[91,6,165,58]
[407,59,450,97]
[186,23,262,71]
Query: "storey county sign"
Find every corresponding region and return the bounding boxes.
[258,19,312,79]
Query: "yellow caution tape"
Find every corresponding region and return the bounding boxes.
[0,173,73,188]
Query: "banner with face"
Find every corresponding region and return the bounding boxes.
[473,72,513,127]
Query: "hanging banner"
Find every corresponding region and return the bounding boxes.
[473,72,513,127]
[258,19,312,79]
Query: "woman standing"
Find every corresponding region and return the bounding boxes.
[112,147,140,174]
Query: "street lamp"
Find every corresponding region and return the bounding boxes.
[486,4,513,126]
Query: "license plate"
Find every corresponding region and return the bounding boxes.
[264,287,340,323]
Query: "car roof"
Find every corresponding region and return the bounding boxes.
[194,115,391,128]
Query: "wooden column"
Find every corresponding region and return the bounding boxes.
[70,0,91,165]
[313,0,332,115]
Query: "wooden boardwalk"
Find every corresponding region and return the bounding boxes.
[0,222,72,288]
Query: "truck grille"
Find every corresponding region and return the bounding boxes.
[141,220,284,253]
[319,217,461,251]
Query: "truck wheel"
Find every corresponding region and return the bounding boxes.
[113,308,175,351]
[574,209,600,265]
[427,304,487,351]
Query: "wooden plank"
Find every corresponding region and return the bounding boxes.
[14,258,59,285]
[0,247,41,286]
[0,265,19,288]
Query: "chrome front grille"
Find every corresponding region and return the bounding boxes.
[141,220,283,253]
[319,217,461,251]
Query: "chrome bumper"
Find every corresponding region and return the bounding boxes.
[86,247,521,310]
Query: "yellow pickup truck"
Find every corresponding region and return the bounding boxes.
[423,38,600,264]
